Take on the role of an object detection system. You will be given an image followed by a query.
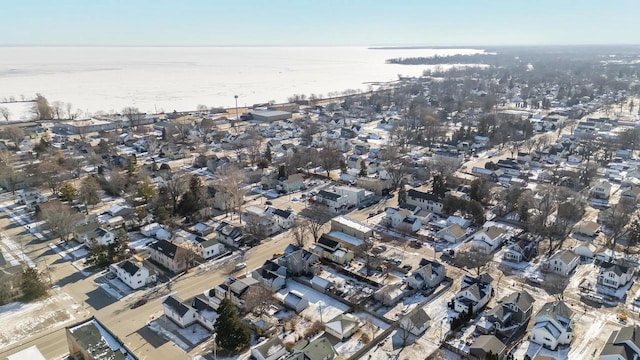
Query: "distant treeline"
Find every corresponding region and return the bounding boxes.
[386,53,497,65]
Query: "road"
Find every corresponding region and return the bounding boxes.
[0,201,295,360]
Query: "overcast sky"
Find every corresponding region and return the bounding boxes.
[2,0,639,46]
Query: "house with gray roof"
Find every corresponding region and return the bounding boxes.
[148,239,187,273]
[109,259,155,290]
[401,307,431,336]
[484,290,535,336]
[324,313,361,341]
[453,274,493,314]
[251,336,287,360]
[530,301,573,350]
[404,258,446,290]
[598,262,634,289]
[600,325,640,360]
[470,335,506,360]
[251,260,287,291]
[286,336,337,360]
[546,250,580,276]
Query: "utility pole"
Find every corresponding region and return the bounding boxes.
[234,95,239,121]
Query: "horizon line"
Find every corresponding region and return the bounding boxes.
[2,43,640,48]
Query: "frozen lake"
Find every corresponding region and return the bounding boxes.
[0,46,485,117]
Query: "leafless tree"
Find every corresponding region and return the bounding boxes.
[169,117,194,143]
[4,126,25,148]
[122,107,145,128]
[602,198,635,250]
[290,219,309,247]
[215,165,246,222]
[38,162,68,196]
[145,135,159,158]
[244,130,264,166]
[399,317,416,347]
[51,101,64,120]
[0,107,10,122]
[543,272,570,300]
[453,249,493,276]
[241,284,275,315]
[38,202,82,243]
[176,240,200,271]
[318,144,342,178]
[163,173,188,215]
[79,176,101,214]
[300,205,332,243]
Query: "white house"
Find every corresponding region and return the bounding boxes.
[315,190,349,213]
[546,250,579,276]
[324,313,361,341]
[591,179,612,199]
[401,308,431,336]
[446,216,471,229]
[148,239,187,273]
[437,224,467,243]
[162,295,196,328]
[283,290,309,313]
[333,186,374,207]
[530,301,573,350]
[573,242,597,261]
[265,207,296,230]
[453,274,493,314]
[598,262,634,289]
[82,227,116,248]
[278,174,305,193]
[109,260,156,290]
[471,226,506,254]
[406,189,443,214]
[193,237,226,260]
[17,188,48,211]
[573,221,600,237]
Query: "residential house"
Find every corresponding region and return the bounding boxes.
[283,290,309,313]
[265,206,296,230]
[591,180,613,199]
[212,276,261,309]
[251,336,287,360]
[573,242,597,262]
[79,226,116,248]
[598,262,633,289]
[17,187,48,211]
[599,325,640,360]
[148,239,187,273]
[405,259,446,290]
[471,226,506,254]
[215,222,244,246]
[310,235,354,265]
[315,190,349,213]
[278,174,305,193]
[193,237,225,260]
[374,283,406,306]
[406,189,443,214]
[65,317,138,360]
[437,224,467,243]
[141,222,163,238]
[286,336,337,360]
[484,291,535,335]
[109,260,156,290]
[453,274,493,314]
[330,216,373,241]
[280,244,320,276]
[503,238,538,263]
[332,186,374,208]
[191,222,214,237]
[446,216,472,229]
[573,221,600,237]
[546,250,579,276]
[324,313,361,341]
[159,143,190,159]
[401,308,431,336]
[470,335,506,360]
[620,185,640,205]
[530,301,573,350]
[251,260,287,291]
[162,295,196,328]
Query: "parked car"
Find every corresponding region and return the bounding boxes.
[234,262,247,271]
[265,200,273,205]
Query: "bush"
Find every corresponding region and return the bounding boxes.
[304,320,325,339]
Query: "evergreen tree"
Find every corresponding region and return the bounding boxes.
[20,267,48,301]
[59,181,77,202]
[432,174,447,197]
[264,146,272,163]
[214,298,251,352]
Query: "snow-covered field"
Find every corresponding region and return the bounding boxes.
[148,316,213,351]
[0,101,34,121]
[0,293,75,349]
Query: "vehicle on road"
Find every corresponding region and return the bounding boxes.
[234,262,247,271]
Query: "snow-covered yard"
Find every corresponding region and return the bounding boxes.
[148,316,213,351]
[0,293,75,349]
[275,281,350,324]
